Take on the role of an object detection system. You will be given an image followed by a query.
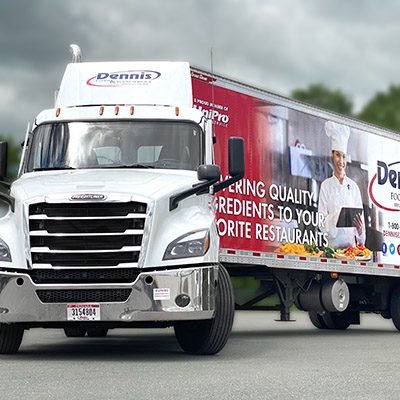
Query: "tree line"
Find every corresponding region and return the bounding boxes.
[2,83,400,181]
[291,83,400,130]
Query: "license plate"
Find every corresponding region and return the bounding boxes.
[67,304,100,321]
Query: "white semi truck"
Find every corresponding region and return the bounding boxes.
[1,45,400,355]
[0,47,244,355]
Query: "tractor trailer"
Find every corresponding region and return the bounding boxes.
[0,45,399,354]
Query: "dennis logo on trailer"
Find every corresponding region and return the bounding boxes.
[87,70,161,87]
[369,160,400,211]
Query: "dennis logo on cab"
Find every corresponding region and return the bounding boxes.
[87,70,161,87]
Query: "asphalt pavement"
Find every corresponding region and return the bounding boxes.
[0,311,399,400]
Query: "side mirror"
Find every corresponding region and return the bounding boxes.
[169,165,221,211]
[0,142,8,180]
[228,137,245,178]
[213,137,245,192]
[169,137,245,211]
[197,164,221,181]
[0,142,14,212]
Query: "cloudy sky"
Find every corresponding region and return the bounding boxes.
[2,0,400,141]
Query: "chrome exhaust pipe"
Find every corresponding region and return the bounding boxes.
[69,44,82,63]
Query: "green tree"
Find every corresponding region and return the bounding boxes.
[358,85,400,132]
[291,83,353,116]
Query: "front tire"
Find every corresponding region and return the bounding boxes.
[174,264,234,355]
[0,323,24,354]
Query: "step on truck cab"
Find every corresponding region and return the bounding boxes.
[0,46,244,354]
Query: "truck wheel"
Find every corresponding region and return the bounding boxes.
[87,328,108,337]
[64,327,86,337]
[390,286,400,331]
[309,312,328,329]
[174,264,234,355]
[321,312,351,330]
[0,323,24,354]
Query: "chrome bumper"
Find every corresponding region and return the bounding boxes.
[0,265,217,323]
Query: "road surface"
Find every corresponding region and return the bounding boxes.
[0,311,399,399]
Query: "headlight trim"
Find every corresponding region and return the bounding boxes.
[163,229,210,260]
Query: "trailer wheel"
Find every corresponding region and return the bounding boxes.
[321,312,351,330]
[87,328,108,337]
[390,286,400,331]
[64,327,86,337]
[174,264,234,355]
[0,323,24,354]
[309,312,328,329]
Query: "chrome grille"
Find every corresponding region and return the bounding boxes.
[29,201,147,268]
[27,268,140,284]
[36,289,132,303]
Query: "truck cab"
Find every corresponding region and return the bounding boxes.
[0,51,244,355]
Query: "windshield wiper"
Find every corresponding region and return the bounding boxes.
[32,167,76,171]
[101,164,155,169]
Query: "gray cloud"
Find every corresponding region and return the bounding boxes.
[1,0,400,141]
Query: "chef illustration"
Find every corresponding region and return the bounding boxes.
[318,121,366,248]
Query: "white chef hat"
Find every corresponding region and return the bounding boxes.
[324,121,350,154]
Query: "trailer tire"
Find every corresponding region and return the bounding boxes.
[0,324,24,354]
[174,264,234,355]
[321,312,351,330]
[64,327,86,337]
[309,312,328,329]
[87,328,108,337]
[390,286,400,331]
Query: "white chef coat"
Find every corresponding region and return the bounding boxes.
[318,175,365,248]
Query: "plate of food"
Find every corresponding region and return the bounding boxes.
[334,244,372,261]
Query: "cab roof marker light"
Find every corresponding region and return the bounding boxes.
[175,107,179,116]
[99,106,104,116]
[56,108,61,117]
[130,106,135,116]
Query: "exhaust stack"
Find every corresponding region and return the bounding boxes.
[69,44,82,63]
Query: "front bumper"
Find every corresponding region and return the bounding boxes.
[0,265,217,324]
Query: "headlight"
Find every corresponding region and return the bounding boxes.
[163,230,210,260]
[0,238,11,262]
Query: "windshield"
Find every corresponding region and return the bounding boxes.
[26,121,203,172]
